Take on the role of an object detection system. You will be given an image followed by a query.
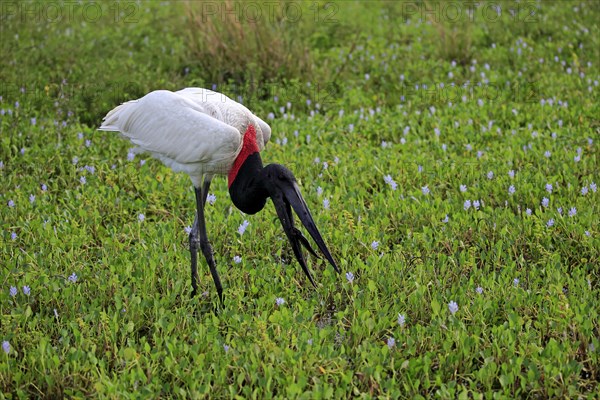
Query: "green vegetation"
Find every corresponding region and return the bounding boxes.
[1,1,599,398]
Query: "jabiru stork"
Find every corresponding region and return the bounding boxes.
[99,88,339,301]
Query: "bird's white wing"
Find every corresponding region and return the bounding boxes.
[100,90,242,173]
[176,87,272,150]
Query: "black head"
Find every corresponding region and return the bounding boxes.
[262,164,340,285]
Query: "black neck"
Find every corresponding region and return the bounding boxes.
[229,152,269,214]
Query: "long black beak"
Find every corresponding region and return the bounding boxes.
[265,165,340,286]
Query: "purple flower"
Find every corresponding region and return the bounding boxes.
[442,214,449,223]
[384,175,397,191]
[138,213,145,222]
[421,186,430,195]
[7,200,15,208]
[207,194,216,205]
[547,218,555,227]
[23,286,30,296]
[397,313,406,327]
[545,183,553,193]
[9,286,17,297]
[41,183,47,191]
[371,241,379,250]
[568,207,576,217]
[473,200,481,210]
[345,272,355,283]
[68,273,78,283]
[590,182,597,193]
[223,344,230,353]
[487,171,494,179]
[541,197,549,208]
[508,185,516,195]
[127,151,135,162]
[387,337,396,349]
[544,150,551,158]
[10,232,17,240]
[513,278,520,287]
[79,176,86,185]
[448,301,458,315]
[508,170,515,178]
[233,256,242,264]
[29,194,35,203]
[460,185,467,193]
[581,186,589,195]
[476,286,483,294]
[184,226,192,235]
[323,199,330,210]
[316,186,323,196]
[526,208,532,216]
[238,220,249,235]
[2,341,10,354]
[464,200,472,210]
[275,297,285,306]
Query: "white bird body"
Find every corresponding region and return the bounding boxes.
[99,88,271,187]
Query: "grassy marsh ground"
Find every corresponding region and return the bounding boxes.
[1,1,599,398]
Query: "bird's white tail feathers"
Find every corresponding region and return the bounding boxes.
[98,100,138,132]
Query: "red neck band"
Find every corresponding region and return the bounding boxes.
[228,125,260,188]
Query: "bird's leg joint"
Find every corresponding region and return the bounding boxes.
[189,231,201,249]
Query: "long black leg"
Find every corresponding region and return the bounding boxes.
[190,177,210,296]
[189,177,223,303]
[201,176,212,207]
[189,202,200,298]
